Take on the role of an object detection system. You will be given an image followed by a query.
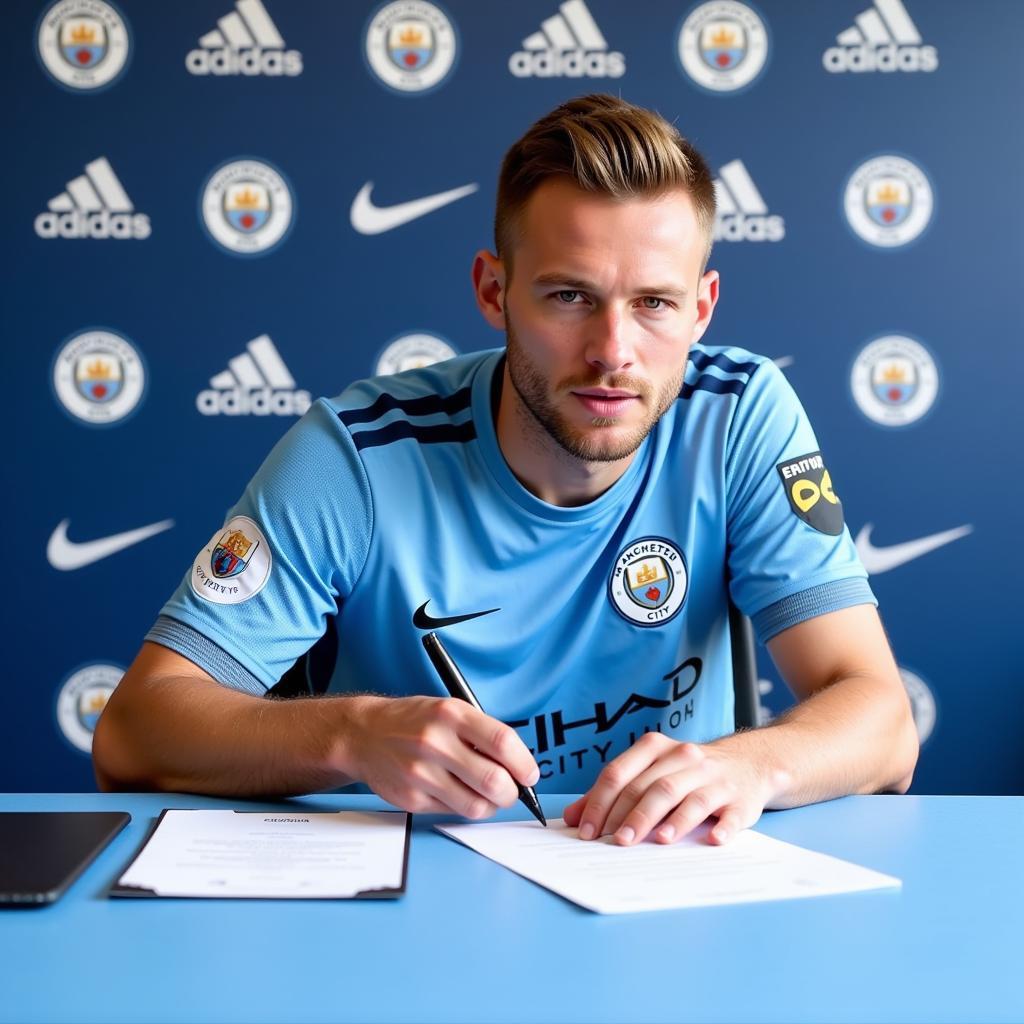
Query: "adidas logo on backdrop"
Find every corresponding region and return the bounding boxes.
[197,335,311,416]
[35,157,150,239]
[186,0,302,76]
[509,0,624,78]
[824,0,937,73]
[712,160,784,243]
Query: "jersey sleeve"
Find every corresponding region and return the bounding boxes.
[725,359,875,643]
[148,398,373,691]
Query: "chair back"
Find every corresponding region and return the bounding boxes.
[729,602,760,730]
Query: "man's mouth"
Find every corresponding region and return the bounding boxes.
[570,389,640,418]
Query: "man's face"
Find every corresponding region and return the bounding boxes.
[497,178,718,464]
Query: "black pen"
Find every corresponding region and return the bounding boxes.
[421,631,547,826]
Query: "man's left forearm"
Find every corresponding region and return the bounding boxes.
[709,671,919,810]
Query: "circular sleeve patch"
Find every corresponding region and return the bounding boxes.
[190,515,272,604]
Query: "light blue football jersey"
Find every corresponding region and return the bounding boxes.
[150,344,874,792]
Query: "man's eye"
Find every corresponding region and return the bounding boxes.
[556,290,581,304]
[641,297,664,310]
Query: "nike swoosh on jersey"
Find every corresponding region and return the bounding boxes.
[350,181,479,235]
[47,518,175,571]
[412,601,499,630]
[854,523,973,575]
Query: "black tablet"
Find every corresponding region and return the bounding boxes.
[0,811,130,907]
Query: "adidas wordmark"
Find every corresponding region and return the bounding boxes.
[197,335,311,416]
[823,0,937,73]
[35,157,150,240]
[509,0,625,78]
[186,0,302,76]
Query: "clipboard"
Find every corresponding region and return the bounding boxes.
[110,808,411,900]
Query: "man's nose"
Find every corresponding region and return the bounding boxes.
[584,307,636,373]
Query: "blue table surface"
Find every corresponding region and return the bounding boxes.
[0,792,1021,1024]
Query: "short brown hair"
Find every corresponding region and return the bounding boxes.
[495,94,716,272]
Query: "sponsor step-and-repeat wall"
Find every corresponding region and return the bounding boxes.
[8,0,1023,792]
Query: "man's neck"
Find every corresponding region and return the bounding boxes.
[493,362,636,508]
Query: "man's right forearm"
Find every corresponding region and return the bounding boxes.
[93,669,372,797]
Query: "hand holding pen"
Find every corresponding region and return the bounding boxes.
[422,632,547,826]
[342,634,543,821]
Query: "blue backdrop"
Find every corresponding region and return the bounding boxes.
[8,0,1022,793]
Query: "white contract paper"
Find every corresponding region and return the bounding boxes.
[114,809,409,899]
[436,819,900,914]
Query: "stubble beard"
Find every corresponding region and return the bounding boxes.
[504,315,685,464]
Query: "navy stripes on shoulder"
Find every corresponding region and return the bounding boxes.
[687,349,761,377]
[351,419,476,452]
[679,374,748,401]
[338,386,472,428]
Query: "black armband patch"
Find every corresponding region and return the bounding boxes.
[776,451,844,536]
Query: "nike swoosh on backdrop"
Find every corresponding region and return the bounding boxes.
[413,601,499,630]
[350,181,479,235]
[47,518,175,571]
[854,523,973,575]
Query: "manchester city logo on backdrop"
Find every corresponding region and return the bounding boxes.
[850,335,939,427]
[609,538,688,627]
[52,329,146,426]
[843,155,934,248]
[899,667,936,746]
[192,516,272,605]
[55,663,123,753]
[200,159,294,256]
[364,1,458,94]
[375,332,457,376]
[36,0,131,91]
[676,1,769,93]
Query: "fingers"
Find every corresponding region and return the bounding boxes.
[570,735,767,846]
[635,782,733,845]
[415,703,531,814]
[603,767,715,842]
[574,735,699,841]
[355,696,538,821]
[386,760,501,819]
[707,808,748,845]
[562,795,586,826]
[448,702,540,789]
[444,743,524,811]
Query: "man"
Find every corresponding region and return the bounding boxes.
[94,95,918,847]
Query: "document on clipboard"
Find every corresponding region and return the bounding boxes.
[111,809,410,900]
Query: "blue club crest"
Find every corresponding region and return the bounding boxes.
[866,177,912,227]
[388,19,434,70]
[60,17,106,70]
[74,353,123,404]
[626,557,673,610]
[701,20,746,71]
[212,528,258,579]
[224,183,271,234]
[872,358,917,406]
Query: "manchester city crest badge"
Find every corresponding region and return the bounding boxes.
[609,537,689,627]
[211,527,258,579]
[192,515,272,604]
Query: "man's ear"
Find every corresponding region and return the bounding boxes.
[472,250,506,330]
[692,269,720,345]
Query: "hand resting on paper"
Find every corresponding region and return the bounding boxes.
[563,733,791,847]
